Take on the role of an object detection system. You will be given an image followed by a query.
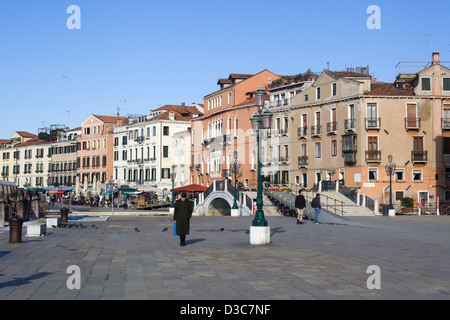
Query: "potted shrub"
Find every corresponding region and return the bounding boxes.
[401,197,414,213]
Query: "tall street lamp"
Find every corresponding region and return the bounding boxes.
[170,165,176,214]
[231,150,240,216]
[249,87,273,244]
[385,154,396,217]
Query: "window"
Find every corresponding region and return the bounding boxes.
[163,126,169,136]
[315,142,321,158]
[305,94,309,102]
[412,169,423,182]
[368,168,378,181]
[394,169,404,182]
[366,103,378,128]
[332,83,337,96]
[444,78,450,91]
[395,191,405,201]
[422,78,431,91]
[163,146,169,158]
[316,87,321,100]
[331,139,337,157]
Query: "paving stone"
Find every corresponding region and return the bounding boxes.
[1,215,450,300]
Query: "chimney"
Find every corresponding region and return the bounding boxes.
[432,52,440,65]
[181,102,185,106]
[169,111,175,121]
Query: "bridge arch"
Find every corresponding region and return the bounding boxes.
[208,197,231,216]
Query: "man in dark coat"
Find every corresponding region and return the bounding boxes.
[312,193,321,224]
[294,189,306,225]
[174,192,193,246]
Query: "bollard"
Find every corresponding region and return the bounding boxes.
[9,216,24,243]
[60,208,69,223]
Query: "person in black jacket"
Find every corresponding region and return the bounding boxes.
[174,192,193,246]
[294,189,306,225]
[312,193,321,224]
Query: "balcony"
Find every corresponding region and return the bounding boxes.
[298,156,308,168]
[135,136,145,143]
[297,127,308,139]
[411,151,427,164]
[405,118,421,131]
[223,134,232,145]
[310,125,322,137]
[442,118,450,131]
[326,122,338,134]
[365,118,381,130]
[365,150,381,163]
[280,156,289,164]
[209,136,223,147]
[344,119,356,132]
[344,152,357,165]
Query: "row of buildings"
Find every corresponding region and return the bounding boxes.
[1,52,449,206]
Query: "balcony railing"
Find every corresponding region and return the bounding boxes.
[297,127,308,139]
[310,125,322,137]
[405,118,421,130]
[442,118,450,131]
[411,151,427,163]
[344,119,356,131]
[298,156,308,168]
[365,150,381,163]
[326,122,337,134]
[365,118,381,130]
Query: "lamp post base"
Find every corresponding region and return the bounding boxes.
[231,208,240,217]
[169,207,175,214]
[388,209,395,217]
[249,226,270,245]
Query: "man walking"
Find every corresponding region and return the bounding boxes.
[294,189,306,225]
[312,193,321,224]
[174,192,193,246]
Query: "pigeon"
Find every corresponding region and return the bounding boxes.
[135,228,141,232]
[91,224,98,229]
[220,228,224,231]
[162,227,168,232]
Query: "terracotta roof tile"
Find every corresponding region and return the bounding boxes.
[365,82,415,96]
[14,139,52,148]
[15,131,38,138]
[94,115,128,124]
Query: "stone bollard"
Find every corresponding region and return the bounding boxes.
[60,208,69,223]
[9,216,24,243]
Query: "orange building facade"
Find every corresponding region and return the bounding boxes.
[77,114,128,188]
[190,70,280,188]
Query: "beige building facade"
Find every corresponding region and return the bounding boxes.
[289,53,450,207]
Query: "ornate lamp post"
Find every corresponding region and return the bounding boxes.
[385,154,396,217]
[231,150,240,216]
[170,164,176,214]
[249,87,273,244]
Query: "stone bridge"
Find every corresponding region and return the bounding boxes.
[194,180,253,216]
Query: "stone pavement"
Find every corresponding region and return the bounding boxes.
[1,214,450,300]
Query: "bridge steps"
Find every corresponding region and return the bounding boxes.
[245,191,281,216]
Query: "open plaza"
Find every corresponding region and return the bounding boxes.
[1,210,449,300]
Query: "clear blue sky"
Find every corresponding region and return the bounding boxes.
[0,0,449,138]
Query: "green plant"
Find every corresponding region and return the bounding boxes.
[401,197,414,208]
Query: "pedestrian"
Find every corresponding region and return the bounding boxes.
[174,192,193,246]
[311,193,321,224]
[294,189,306,225]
